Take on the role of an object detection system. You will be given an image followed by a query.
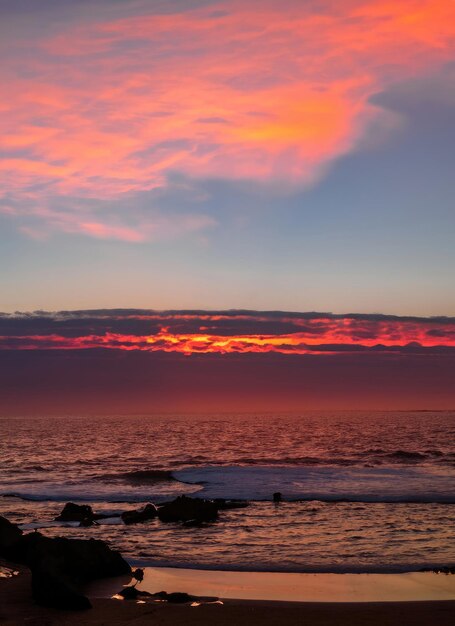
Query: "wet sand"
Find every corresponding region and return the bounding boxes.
[88,566,455,602]
[1,562,455,626]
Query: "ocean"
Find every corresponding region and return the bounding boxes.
[1,412,454,573]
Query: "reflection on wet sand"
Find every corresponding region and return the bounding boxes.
[88,567,455,603]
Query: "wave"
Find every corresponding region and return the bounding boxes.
[126,559,455,575]
[383,451,429,461]
[98,469,176,483]
[130,450,452,468]
[173,465,455,504]
[0,484,190,504]
[2,464,454,504]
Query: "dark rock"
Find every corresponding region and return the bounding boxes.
[0,515,23,559]
[15,533,131,580]
[214,498,249,510]
[55,502,95,523]
[11,532,131,611]
[118,585,152,600]
[158,496,218,523]
[153,591,219,604]
[121,503,158,525]
[120,588,219,605]
[31,563,92,610]
[273,492,282,503]
[166,592,195,603]
[119,585,139,600]
[154,591,195,603]
[55,502,109,524]
[132,567,144,584]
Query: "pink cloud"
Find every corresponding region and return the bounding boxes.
[2,310,455,355]
[1,0,454,240]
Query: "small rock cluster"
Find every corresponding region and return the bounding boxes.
[55,495,249,527]
[0,495,249,611]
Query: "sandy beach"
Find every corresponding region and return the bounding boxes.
[1,561,454,626]
[87,566,455,603]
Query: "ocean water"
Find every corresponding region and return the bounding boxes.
[1,412,454,573]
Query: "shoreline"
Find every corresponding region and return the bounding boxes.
[124,554,455,574]
[3,494,454,575]
[86,566,455,603]
[1,564,455,626]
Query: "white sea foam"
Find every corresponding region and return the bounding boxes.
[173,465,455,502]
[2,464,454,503]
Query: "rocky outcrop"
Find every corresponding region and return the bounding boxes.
[158,495,218,523]
[54,502,109,525]
[0,515,23,559]
[155,591,197,603]
[28,535,130,609]
[16,533,131,580]
[118,586,219,604]
[31,562,92,610]
[118,586,152,600]
[2,521,131,611]
[121,503,158,525]
[55,502,95,523]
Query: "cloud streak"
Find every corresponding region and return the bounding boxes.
[1,0,454,240]
[1,310,455,355]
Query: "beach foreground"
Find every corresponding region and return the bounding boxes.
[1,564,455,626]
[88,566,455,603]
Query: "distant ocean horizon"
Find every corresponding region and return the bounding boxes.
[1,411,454,573]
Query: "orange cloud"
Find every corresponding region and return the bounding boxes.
[1,1,454,239]
[2,313,455,355]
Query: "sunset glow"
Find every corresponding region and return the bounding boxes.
[1,311,455,355]
[1,2,455,412]
[1,0,455,241]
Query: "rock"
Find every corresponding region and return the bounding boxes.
[1,516,130,611]
[118,586,152,600]
[55,502,109,524]
[119,586,137,600]
[11,532,131,611]
[132,567,144,584]
[31,562,92,610]
[154,591,195,603]
[118,585,220,605]
[153,591,219,604]
[0,515,23,559]
[16,533,131,580]
[214,499,249,510]
[166,592,195,603]
[55,502,95,523]
[273,492,282,503]
[119,586,138,600]
[121,504,158,525]
[158,496,218,523]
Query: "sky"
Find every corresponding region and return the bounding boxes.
[1,1,454,412]
[1,309,454,413]
[0,0,454,315]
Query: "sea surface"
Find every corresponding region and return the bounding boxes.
[1,412,454,573]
